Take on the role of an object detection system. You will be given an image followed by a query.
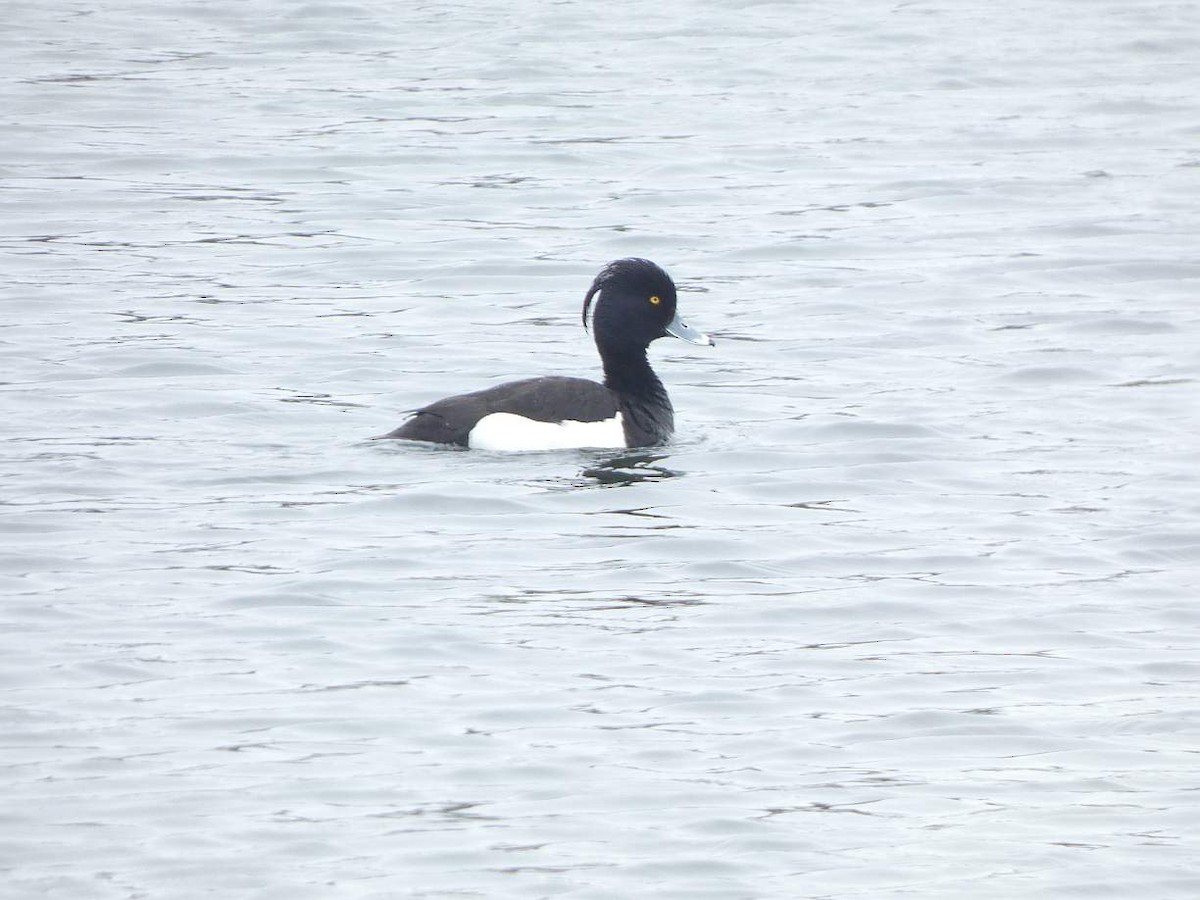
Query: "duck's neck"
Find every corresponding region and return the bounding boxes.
[601,347,674,445]
[601,346,664,399]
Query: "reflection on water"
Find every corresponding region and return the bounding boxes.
[581,452,682,486]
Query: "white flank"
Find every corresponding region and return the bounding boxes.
[467,412,626,452]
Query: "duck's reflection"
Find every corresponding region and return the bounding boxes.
[581,452,681,486]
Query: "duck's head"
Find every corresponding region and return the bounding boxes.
[583,258,713,353]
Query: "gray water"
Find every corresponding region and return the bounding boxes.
[3,1,1199,897]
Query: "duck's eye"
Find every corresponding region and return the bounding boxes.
[648,295,662,305]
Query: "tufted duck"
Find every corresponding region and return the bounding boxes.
[381,258,713,451]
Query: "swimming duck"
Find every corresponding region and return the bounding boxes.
[382,258,713,451]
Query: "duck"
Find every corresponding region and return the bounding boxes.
[381,258,713,451]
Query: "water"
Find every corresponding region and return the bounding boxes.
[3,1,1199,897]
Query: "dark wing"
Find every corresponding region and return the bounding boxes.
[383,376,619,446]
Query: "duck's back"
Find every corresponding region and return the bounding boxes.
[385,376,622,450]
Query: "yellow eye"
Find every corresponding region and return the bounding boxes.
[649,295,662,305]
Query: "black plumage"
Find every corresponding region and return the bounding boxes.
[386,376,619,446]
[382,258,712,449]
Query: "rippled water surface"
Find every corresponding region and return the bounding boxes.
[3,1,1199,897]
